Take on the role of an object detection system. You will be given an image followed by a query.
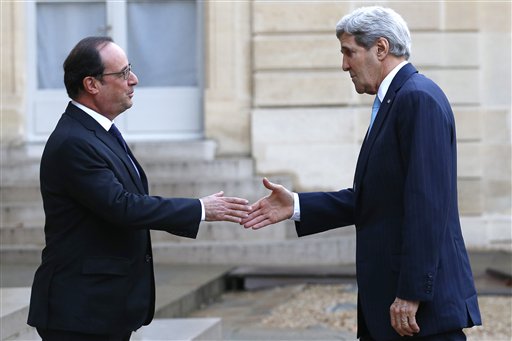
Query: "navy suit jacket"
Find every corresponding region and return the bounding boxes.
[28,103,202,334]
[296,64,481,340]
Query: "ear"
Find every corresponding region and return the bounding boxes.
[375,37,390,61]
[82,76,100,95]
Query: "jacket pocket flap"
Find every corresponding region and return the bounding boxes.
[82,257,130,276]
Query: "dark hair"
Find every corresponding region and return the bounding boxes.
[63,36,113,99]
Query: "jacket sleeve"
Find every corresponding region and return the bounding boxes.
[296,189,355,237]
[47,134,201,238]
[395,87,456,301]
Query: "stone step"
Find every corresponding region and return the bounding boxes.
[128,140,217,162]
[0,227,45,245]
[0,219,296,246]
[0,162,40,185]
[0,187,43,205]
[0,140,217,165]
[0,176,290,228]
[0,287,31,341]
[149,176,292,200]
[141,157,254,181]
[1,158,255,185]
[132,318,222,340]
[0,176,288,204]
[0,203,44,228]
[0,144,45,164]
[151,232,357,266]
[1,231,357,265]
[1,263,229,340]
[152,220,296,243]
[5,318,222,341]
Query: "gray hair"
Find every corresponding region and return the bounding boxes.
[336,6,411,60]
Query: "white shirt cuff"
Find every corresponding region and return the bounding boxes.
[290,192,301,221]
[199,199,205,221]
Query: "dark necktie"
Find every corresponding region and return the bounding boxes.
[109,124,140,177]
[109,124,128,152]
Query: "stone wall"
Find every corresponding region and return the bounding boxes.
[1,1,510,249]
[248,1,511,248]
[1,2,25,146]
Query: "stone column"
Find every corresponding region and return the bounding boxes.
[203,0,252,156]
[1,2,25,146]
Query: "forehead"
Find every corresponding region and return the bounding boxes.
[339,33,359,49]
[98,42,128,69]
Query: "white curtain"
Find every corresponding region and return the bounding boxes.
[37,2,106,89]
[127,0,197,87]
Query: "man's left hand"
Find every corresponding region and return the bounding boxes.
[390,297,420,337]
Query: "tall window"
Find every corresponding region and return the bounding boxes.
[127,1,197,87]
[28,0,203,141]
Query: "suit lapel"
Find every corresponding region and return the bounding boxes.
[353,64,418,196]
[65,103,147,194]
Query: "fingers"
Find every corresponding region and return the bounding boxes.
[242,208,269,229]
[389,298,420,337]
[249,218,273,230]
[221,196,251,207]
[408,314,420,333]
[202,194,251,223]
[221,199,252,222]
[240,201,263,225]
[204,191,224,198]
[239,177,292,228]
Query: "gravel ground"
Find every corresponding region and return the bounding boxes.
[191,283,512,340]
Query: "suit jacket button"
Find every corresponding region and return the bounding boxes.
[145,255,152,263]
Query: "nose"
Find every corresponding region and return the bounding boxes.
[128,71,138,86]
[342,55,350,72]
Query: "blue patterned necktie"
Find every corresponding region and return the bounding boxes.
[368,96,381,133]
[109,124,140,177]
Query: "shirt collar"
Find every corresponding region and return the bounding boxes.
[376,60,408,102]
[71,100,113,131]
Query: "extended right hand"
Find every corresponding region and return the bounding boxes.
[201,192,251,223]
[241,178,294,229]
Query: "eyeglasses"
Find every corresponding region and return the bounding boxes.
[99,64,132,80]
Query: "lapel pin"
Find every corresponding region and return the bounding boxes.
[387,99,391,104]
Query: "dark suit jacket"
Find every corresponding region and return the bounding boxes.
[296,64,481,340]
[28,103,202,334]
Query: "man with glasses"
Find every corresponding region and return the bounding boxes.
[27,36,251,341]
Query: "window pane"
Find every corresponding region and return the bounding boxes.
[127,0,197,87]
[37,2,106,89]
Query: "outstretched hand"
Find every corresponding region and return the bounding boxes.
[241,178,294,229]
[201,191,251,223]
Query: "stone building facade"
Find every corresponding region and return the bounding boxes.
[1,1,510,251]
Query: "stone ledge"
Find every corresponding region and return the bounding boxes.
[4,318,222,341]
[1,287,31,341]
